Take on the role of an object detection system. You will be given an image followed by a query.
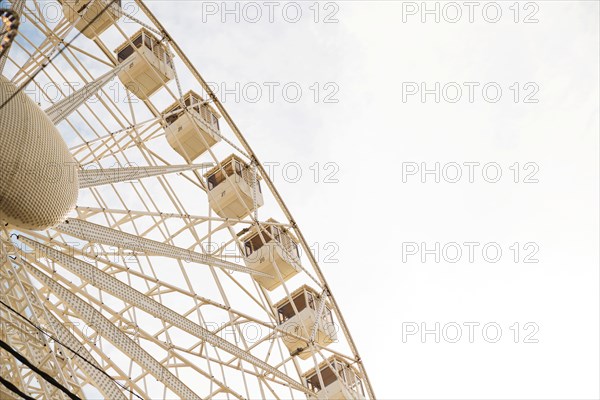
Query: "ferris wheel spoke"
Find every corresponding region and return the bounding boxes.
[19,236,307,395]
[37,286,185,400]
[1,259,83,399]
[19,258,204,400]
[77,164,212,189]
[42,311,129,400]
[54,218,272,278]
[10,11,70,86]
[40,233,277,330]
[45,62,128,123]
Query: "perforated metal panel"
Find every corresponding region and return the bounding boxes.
[43,312,128,400]
[56,218,272,277]
[21,236,310,395]
[78,164,211,188]
[0,76,79,230]
[21,259,203,400]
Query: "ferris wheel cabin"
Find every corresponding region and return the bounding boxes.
[115,29,175,100]
[303,356,366,400]
[241,220,301,291]
[59,0,121,39]
[163,91,222,162]
[275,285,337,359]
[204,155,264,219]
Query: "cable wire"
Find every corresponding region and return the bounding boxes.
[0,374,36,400]
[0,337,82,400]
[0,297,143,400]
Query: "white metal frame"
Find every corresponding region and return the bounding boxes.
[0,0,375,398]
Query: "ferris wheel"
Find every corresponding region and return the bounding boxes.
[0,1,375,399]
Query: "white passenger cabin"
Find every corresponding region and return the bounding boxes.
[241,219,300,291]
[275,286,337,359]
[303,357,366,400]
[115,29,175,100]
[163,91,221,161]
[205,155,264,219]
[59,0,120,39]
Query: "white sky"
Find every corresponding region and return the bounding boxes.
[138,1,600,398]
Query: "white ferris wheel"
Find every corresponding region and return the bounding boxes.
[0,1,375,399]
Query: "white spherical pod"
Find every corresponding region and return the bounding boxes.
[0,75,79,230]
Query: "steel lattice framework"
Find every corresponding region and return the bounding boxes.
[0,0,375,398]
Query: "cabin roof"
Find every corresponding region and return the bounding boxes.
[240,218,289,242]
[162,90,221,118]
[302,356,360,380]
[273,284,323,309]
[115,27,160,53]
[239,218,300,245]
[203,154,249,178]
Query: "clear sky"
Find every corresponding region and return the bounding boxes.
[139,1,600,398]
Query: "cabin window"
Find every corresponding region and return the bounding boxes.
[207,161,238,191]
[322,306,334,327]
[211,112,220,130]
[133,34,143,48]
[341,367,365,396]
[185,95,200,114]
[234,160,243,175]
[117,33,145,62]
[284,236,300,259]
[307,292,315,310]
[306,365,339,392]
[277,292,309,324]
[206,158,256,191]
[244,227,275,257]
[271,226,282,243]
[164,94,202,126]
[117,45,134,62]
[306,361,364,395]
[164,110,181,126]
[144,34,153,50]
[277,229,299,261]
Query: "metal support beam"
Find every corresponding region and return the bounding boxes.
[78,164,212,189]
[42,312,128,400]
[45,62,129,124]
[19,258,203,400]
[54,218,271,277]
[19,236,310,395]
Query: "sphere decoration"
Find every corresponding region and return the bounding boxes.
[0,75,79,231]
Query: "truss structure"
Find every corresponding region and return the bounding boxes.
[0,1,375,398]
